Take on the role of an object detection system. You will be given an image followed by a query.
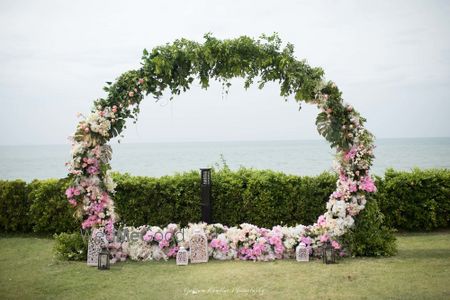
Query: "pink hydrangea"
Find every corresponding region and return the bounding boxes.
[301,236,312,245]
[143,231,154,242]
[359,176,377,192]
[210,239,219,248]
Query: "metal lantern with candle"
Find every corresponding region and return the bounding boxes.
[98,247,110,270]
[322,241,336,264]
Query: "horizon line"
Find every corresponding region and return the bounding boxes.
[1,136,450,147]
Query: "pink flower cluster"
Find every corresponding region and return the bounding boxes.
[81,192,112,229]
[268,228,285,258]
[122,223,346,262]
[210,238,229,253]
[65,186,81,207]
[344,146,358,161]
[142,224,179,256]
[81,157,99,175]
[359,175,376,192]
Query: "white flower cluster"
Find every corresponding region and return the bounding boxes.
[86,110,112,137]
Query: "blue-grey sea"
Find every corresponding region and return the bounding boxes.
[0,138,449,182]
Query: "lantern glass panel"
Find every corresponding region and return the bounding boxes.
[98,248,110,270]
[322,242,336,264]
[201,169,211,185]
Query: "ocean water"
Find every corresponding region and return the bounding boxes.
[0,138,449,182]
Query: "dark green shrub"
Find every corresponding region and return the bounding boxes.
[0,180,31,232]
[28,178,79,233]
[342,198,397,257]
[53,231,88,261]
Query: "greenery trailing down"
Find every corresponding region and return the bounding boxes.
[375,168,450,231]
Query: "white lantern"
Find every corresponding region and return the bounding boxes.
[189,229,209,263]
[296,242,309,262]
[176,246,189,266]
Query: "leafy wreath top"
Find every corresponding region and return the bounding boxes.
[66,34,376,244]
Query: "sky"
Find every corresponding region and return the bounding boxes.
[0,0,449,145]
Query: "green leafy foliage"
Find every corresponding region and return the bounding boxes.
[93,34,341,145]
[341,198,397,256]
[53,231,88,261]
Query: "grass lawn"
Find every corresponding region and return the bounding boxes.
[1,231,449,299]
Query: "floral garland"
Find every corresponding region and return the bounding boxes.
[107,222,344,263]
[66,34,376,255]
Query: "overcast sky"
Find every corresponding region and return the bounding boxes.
[0,0,449,145]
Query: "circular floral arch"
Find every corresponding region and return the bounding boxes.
[66,34,376,246]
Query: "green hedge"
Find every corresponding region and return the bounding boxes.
[0,168,448,234]
[375,168,450,231]
[111,169,337,228]
[0,180,31,232]
[28,179,80,234]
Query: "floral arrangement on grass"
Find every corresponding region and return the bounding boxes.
[108,222,346,262]
[65,34,376,259]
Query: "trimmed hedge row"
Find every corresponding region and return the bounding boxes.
[112,169,337,229]
[376,168,450,231]
[0,168,448,234]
